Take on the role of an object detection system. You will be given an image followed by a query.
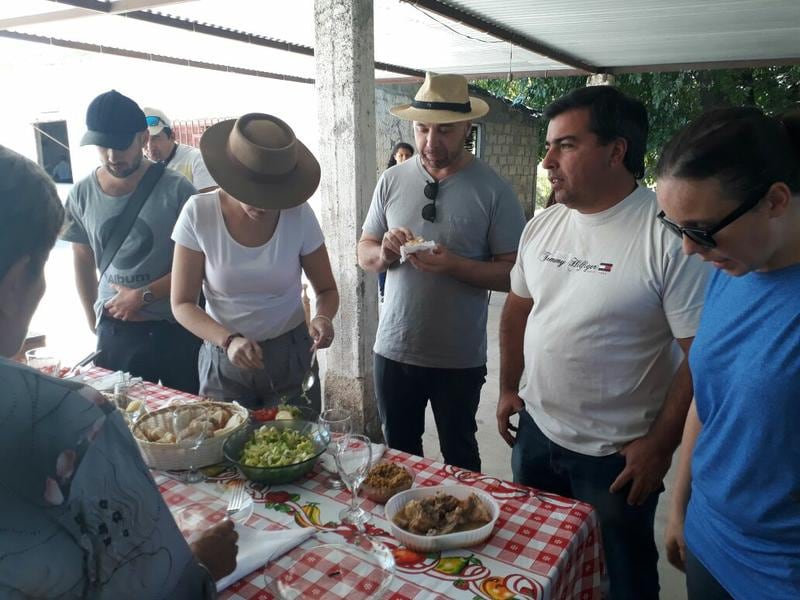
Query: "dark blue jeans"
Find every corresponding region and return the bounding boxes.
[374,354,486,472]
[685,547,732,600]
[512,410,661,600]
[96,316,201,394]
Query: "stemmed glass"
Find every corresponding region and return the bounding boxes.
[335,434,372,526]
[173,407,210,484]
[25,347,61,376]
[318,408,351,489]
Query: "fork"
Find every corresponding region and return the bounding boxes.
[226,480,249,518]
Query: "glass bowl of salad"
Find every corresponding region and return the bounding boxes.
[223,420,328,484]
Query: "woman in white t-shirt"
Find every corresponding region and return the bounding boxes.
[170,114,338,410]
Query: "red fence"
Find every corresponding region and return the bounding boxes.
[171,118,232,148]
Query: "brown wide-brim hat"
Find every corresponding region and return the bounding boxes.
[390,72,490,124]
[200,113,321,210]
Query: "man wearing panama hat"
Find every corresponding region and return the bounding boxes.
[358,72,526,471]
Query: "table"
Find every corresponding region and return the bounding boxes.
[84,369,604,600]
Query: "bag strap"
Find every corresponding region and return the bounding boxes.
[98,162,165,278]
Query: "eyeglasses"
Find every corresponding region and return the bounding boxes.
[145,116,164,127]
[422,180,438,222]
[657,188,766,249]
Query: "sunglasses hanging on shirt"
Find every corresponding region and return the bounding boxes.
[422,180,439,223]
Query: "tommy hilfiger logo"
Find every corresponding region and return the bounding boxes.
[539,251,614,274]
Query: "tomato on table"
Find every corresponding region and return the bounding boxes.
[252,407,278,422]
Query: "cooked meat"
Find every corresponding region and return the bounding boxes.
[394,492,491,536]
[463,493,492,524]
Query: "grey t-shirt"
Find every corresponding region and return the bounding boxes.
[61,166,196,323]
[363,155,526,368]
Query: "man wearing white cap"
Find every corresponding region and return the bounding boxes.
[143,107,217,192]
[358,72,526,472]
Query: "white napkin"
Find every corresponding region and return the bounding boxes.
[216,526,315,592]
[84,371,142,392]
[320,443,386,473]
[400,239,436,263]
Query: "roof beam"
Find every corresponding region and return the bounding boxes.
[0,29,314,84]
[0,0,191,29]
[40,0,424,78]
[46,0,191,13]
[0,9,90,29]
[401,0,597,74]
[453,55,800,82]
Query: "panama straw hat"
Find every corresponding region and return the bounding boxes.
[390,72,490,124]
[200,113,320,209]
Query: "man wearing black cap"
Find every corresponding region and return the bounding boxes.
[61,90,202,393]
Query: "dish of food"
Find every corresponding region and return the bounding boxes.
[223,420,328,484]
[134,403,244,444]
[361,462,414,504]
[384,485,500,552]
[240,425,317,468]
[392,491,492,536]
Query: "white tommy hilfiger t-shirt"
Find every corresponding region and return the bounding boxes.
[510,186,709,456]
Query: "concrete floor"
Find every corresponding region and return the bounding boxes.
[421,292,687,600]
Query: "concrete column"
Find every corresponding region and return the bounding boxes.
[314,0,380,438]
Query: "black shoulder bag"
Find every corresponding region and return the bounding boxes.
[98,162,166,278]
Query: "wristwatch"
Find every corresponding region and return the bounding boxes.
[141,287,155,304]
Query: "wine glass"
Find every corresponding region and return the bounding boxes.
[335,434,372,526]
[318,408,351,489]
[25,347,61,377]
[173,407,210,484]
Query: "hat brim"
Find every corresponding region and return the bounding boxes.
[80,129,137,150]
[147,125,167,136]
[389,96,490,124]
[200,120,321,210]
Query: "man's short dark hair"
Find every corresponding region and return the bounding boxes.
[544,86,649,179]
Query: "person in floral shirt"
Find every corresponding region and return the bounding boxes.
[0,144,237,598]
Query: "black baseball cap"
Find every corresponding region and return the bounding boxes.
[80,90,147,150]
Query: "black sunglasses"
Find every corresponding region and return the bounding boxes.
[657,188,766,249]
[422,180,438,222]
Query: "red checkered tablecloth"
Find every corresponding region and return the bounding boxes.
[82,368,604,599]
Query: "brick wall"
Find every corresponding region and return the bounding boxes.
[375,83,539,218]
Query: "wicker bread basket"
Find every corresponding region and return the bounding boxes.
[132,401,249,470]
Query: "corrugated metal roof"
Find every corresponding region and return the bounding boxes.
[1,0,798,81]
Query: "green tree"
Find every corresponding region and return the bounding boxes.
[476,66,800,185]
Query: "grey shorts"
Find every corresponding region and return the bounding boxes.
[198,322,320,412]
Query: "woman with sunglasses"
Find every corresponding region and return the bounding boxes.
[656,107,800,600]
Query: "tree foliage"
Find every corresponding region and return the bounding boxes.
[475,66,800,183]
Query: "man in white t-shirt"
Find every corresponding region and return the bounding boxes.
[497,86,709,600]
[143,107,217,192]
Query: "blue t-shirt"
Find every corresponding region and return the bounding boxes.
[686,265,800,598]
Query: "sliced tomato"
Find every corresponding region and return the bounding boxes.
[252,407,278,422]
